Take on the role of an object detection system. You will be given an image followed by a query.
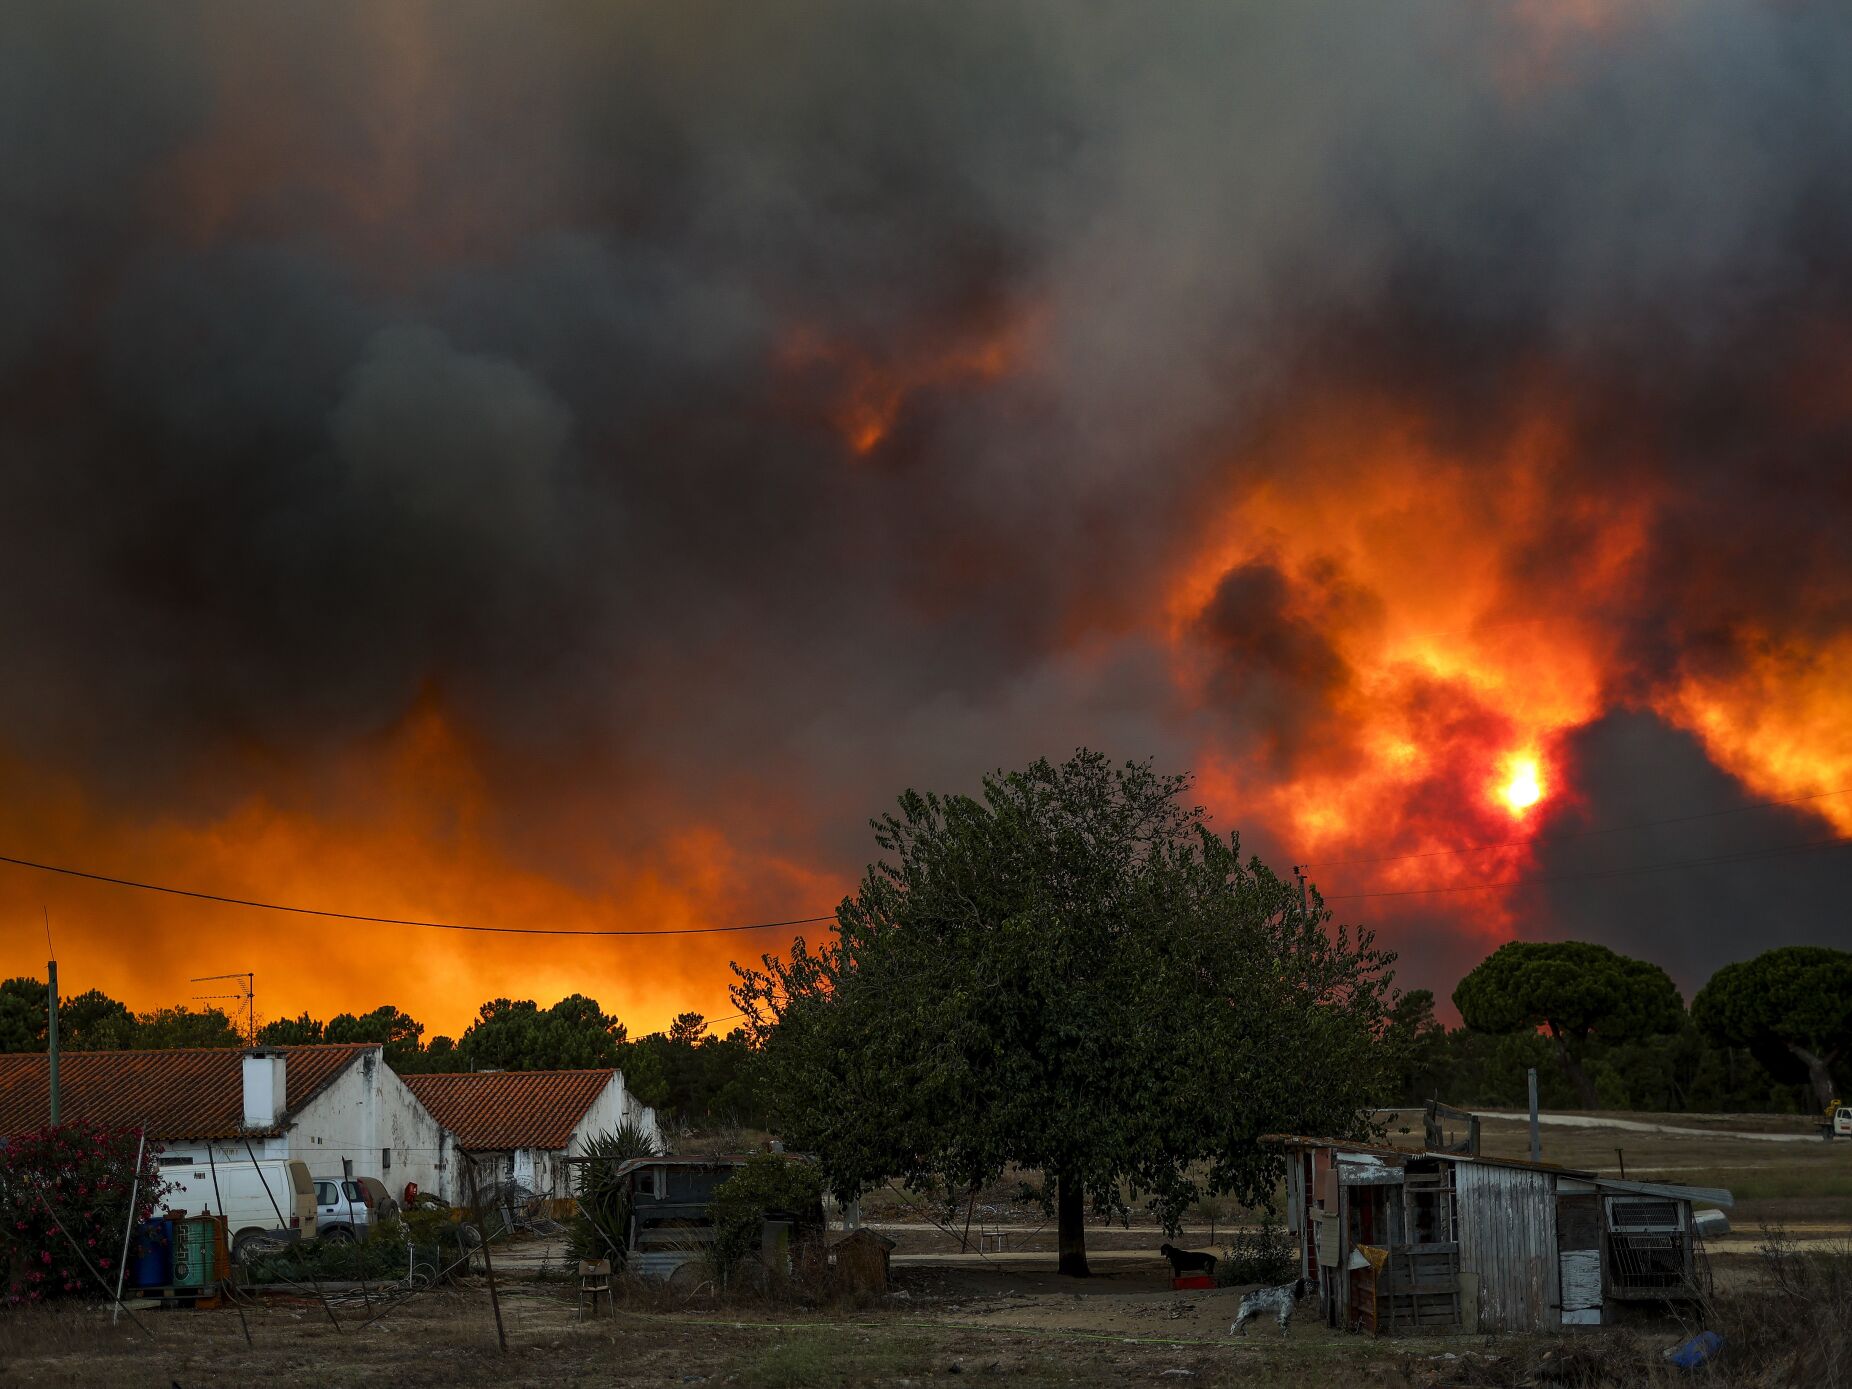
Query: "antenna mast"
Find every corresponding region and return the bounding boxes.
[191,972,256,1045]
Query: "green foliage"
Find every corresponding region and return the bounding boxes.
[1693,946,1852,1110]
[256,1012,324,1045]
[1453,941,1683,1108]
[244,1212,472,1285]
[455,994,628,1071]
[0,980,233,1052]
[707,1155,826,1282]
[130,1006,245,1049]
[735,750,1397,1272]
[325,1005,425,1071]
[1382,989,1448,1105]
[1216,1208,1294,1286]
[566,1120,662,1268]
[622,1017,765,1128]
[0,1123,168,1304]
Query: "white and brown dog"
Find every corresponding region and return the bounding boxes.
[1229,1278,1309,1336]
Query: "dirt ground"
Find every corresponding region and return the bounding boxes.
[1,1111,1846,1387]
[0,1263,1667,1389]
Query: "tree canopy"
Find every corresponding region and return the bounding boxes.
[455,994,629,1071]
[1452,941,1683,1109]
[0,978,240,1053]
[1692,946,1852,1112]
[733,749,1397,1276]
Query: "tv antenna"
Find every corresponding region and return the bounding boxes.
[192,972,255,1045]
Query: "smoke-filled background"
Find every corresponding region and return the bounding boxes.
[2,0,1849,1036]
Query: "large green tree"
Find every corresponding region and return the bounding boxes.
[256,1012,325,1046]
[1692,946,1852,1112]
[326,1005,426,1071]
[733,750,1397,1276]
[457,994,628,1070]
[1452,941,1683,1109]
[621,1014,765,1126]
[0,979,138,1052]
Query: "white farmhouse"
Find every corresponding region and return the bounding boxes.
[402,1069,659,1201]
[0,1045,458,1201]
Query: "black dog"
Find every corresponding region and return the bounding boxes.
[1159,1243,1218,1278]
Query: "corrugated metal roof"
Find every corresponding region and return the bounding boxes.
[1262,1133,1599,1178]
[401,1070,618,1151]
[1263,1134,1732,1206]
[0,1045,375,1140]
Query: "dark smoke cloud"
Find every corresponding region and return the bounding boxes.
[1520,710,1849,993]
[2,1,1851,991]
[1193,556,1380,777]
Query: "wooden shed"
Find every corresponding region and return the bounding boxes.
[828,1227,896,1296]
[1267,1135,1730,1335]
[605,1154,755,1281]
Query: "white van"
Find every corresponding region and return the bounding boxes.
[159,1157,319,1262]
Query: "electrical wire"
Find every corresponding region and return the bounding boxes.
[0,850,832,937]
[7,783,1849,939]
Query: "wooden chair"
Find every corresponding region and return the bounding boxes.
[578,1259,612,1318]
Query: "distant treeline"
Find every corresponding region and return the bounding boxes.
[1388,941,1850,1116]
[1385,990,1823,1114]
[0,978,764,1130]
[5,938,1845,1123]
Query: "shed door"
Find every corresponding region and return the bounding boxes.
[1557,1194,1602,1326]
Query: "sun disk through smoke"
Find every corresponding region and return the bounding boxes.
[1498,754,1544,816]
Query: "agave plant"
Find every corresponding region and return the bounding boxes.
[567,1119,662,1269]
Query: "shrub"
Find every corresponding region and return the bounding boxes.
[566,1120,661,1270]
[0,1124,168,1306]
[708,1155,825,1286]
[1699,1229,1852,1384]
[244,1212,477,1286]
[1216,1206,1293,1287]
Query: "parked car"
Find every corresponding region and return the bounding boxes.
[355,1175,398,1219]
[159,1156,318,1263]
[314,1175,396,1240]
[314,1178,363,1240]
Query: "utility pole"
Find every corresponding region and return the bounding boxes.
[47,957,60,1125]
[44,908,58,1125]
[1527,1067,1541,1165]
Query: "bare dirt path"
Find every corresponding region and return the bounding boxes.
[1471,1111,1824,1143]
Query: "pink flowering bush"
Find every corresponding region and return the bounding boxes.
[0,1123,168,1305]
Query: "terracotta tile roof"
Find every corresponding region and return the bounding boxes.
[0,1045,376,1140]
[402,1070,618,1151]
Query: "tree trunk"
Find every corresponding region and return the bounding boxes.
[1548,1021,1599,1110]
[1788,1042,1838,1113]
[1056,1171,1089,1277]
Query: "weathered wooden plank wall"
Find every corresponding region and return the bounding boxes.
[1455,1165,1559,1332]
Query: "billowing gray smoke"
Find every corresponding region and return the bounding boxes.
[3,0,1850,999]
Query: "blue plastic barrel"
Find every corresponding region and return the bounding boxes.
[130,1219,172,1288]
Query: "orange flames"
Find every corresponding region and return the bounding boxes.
[0,701,848,1039]
[779,311,1035,457]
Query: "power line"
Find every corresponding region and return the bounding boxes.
[1303,785,1852,870]
[0,850,833,938]
[1321,832,1852,902]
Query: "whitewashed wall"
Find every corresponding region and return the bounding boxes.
[566,1070,661,1155]
[286,1049,454,1200]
